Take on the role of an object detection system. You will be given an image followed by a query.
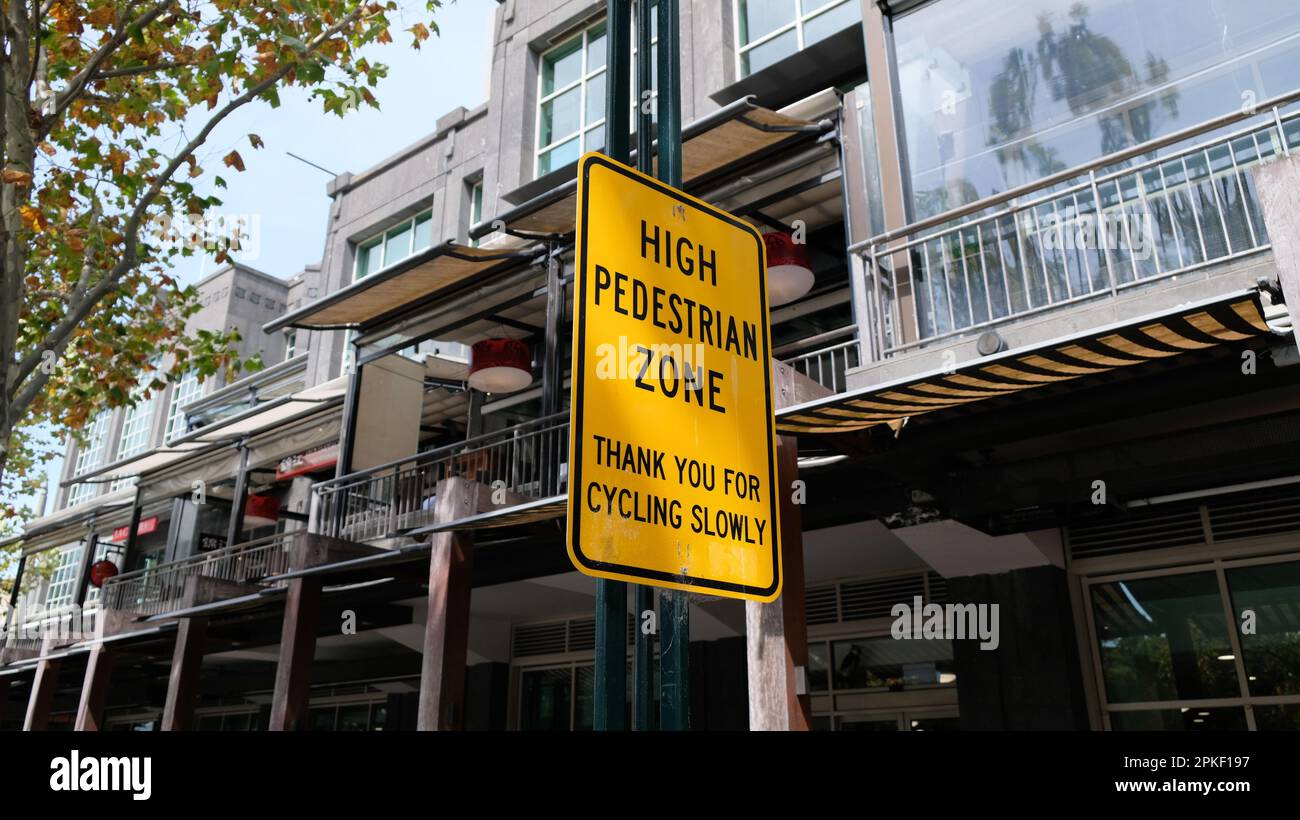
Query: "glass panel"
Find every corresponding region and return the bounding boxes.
[803,0,860,46]
[893,0,1300,219]
[909,715,961,731]
[1226,561,1300,696]
[519,667,573,730]
[542,38,583,95]
[741,29,797,76]
[309,707,336,731]
[197,715,222,731]
[384,221,413,267]
[807,641,829,692]
[1090,573,1239,704]
[337,704,371,731]
[222,712,253,731]
[574,665,595,731]
[830,636,955,691]
[1254,704,1300,730]
[412,211,433,254]
[585,70,607,126]
[369,705,387,731]
[838,716,900,731]
[538,136,581,175]
[355,239,381,280]
[739,0,796,46]
[584,124,605,154]
[1109,707,1248,731]
[540,86,581,148]
[586,22,607,72]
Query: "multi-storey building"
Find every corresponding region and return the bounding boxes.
[5,0,1300,732]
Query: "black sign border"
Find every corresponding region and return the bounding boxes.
[567,153,781,600]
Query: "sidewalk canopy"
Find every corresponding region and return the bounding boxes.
[468,95,832,241]
[265,242,544,333]
[776,289,1276,435]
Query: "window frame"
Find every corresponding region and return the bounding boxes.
[165,370,203,442]
[732,0,857,78]
[67,411,111,506]
[352,208,435,282]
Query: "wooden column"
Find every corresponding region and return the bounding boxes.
[269,578,322,731]
[417,477,483,731]
[74,645,115,731]
[161,618,209,731]
[23,656,63,731]
[746,363,826,730]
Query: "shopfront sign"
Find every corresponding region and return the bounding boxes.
[566,153,781,603]
[111,516,159,543]
[276,441,339,480]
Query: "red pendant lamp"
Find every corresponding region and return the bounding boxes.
[468,338,533,393]
[89,559,119,588]
[244,493,280,529]
[763,231,815,306]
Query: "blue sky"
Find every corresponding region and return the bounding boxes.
[22,0,497,520]
[176,0,496,284]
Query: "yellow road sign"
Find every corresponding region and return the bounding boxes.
[567,153,781,603]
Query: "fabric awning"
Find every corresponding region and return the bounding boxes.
[468,94,831,241]
[410,495,567,534]
[265,242,543,333]
[776,289,1276,435]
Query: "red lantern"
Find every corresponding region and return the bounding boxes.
[89,559,118,589]
[244,493,280,529]
[763,231,815,306]
[468,338,533,393]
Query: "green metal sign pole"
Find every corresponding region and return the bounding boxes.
[633,0,655,733]
[593,0,632,733]
[654,0,691,732]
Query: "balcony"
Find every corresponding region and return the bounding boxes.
[311,413,570,543]
[855,96,1300,375]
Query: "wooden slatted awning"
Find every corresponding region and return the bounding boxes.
[265,242,543,333]
[776,290,1276,435]
[469,95,830,241]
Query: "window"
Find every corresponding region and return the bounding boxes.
[117,384,156,461]
[535,13,657,176]
[67,411,110,506]
[468,180,484,247]
[354,209,434,281]
[518,663,596,731]
[44,544,84,609]
[284,331,298,359]
[1086,556,1300,730]
[165,370,203,442]
[307,698,388,731]
[735,0,861,77]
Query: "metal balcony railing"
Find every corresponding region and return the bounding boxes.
[858,94,1300,359]
[312,412,570,543]
[779,326,861,393]
[101,531,297,617]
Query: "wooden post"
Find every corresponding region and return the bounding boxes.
[23,656,63,731]
[417,477,482,730]
[74,645,115,731]
[269,578,323,731]
[746,362,826,730]
[161,618,209,731]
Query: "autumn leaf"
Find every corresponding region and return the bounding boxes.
[223,150,245,172]
[248,133,264,149]
[18,205,49,231]
[3,168,33,187]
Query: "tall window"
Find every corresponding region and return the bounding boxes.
[284,330,298,359]
[535,12,657,176]
[44,543,84,608]
[735,0,861,77]
[354,209,434,281]
[166,370,202,441]
[116,383,156,460]
[467,180,484,247]
[67,411,110,507]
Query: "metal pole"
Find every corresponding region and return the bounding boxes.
[593,0,632,732]
[632,0,656,732]
[225,442,251,549]
[656,0,690,732]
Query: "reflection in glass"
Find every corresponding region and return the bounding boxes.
[830,636,955,691]
[1091,573,1238,703]
[808,641,830,692]
[1227,561,1300,696]
[519,667,572,731]
[1254,704,1300,730]
[1110,708,1247,731]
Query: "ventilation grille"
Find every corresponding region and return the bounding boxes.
[513,615,650,658]
[1068,483,1300,561]
[806,571,947,626]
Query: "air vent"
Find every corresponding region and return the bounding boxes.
[511,621,568,658]
[567,618,595,653]
[805,570,944,626]
[1207,486,1300,541]
[1068,505,1206,559]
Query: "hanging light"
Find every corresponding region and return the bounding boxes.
[89,560,119,589]
[244,494,280,529]
[763,230,815,307]
[468,338,533,393]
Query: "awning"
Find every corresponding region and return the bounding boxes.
[62,376,348,487]
[410,495,567,534]
[776,289,1276,435]
[468,94,832,241]
[264,241,544,333]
